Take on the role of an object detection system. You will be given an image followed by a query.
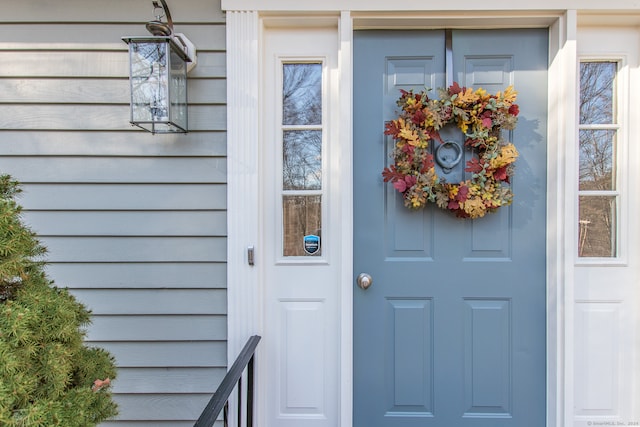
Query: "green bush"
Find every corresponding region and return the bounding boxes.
[0,175,117,426]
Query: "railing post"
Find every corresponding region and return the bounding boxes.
[247,355,255,426]
[237,375,242,426]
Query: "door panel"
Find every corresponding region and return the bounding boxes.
[354,29,548,427]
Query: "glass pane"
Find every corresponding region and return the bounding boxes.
[580,62,616,124]
[130,42,169,122]
[168,48,187,130]
[283,63,322,125]
[283,130,322,190]
[578,196,617,257]
[283,195,321,257]
[579,129,616,191]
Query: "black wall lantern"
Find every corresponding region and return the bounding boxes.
[122,0,197,134]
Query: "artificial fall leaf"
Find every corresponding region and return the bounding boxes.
[501,85,518,103]
[447,185,459,199]
[412,109,427,124]
[420,154,435,173]
[493,166,508,182]
[393,179,407,192]
[449,82,463,95]
[457,87,479,104]
[475,87,489,100]
[384,120,402,136]
[435,191,450,208]
[462,197,486,218]
[456,184,469,202]
[398,127,421,146]
[403,96,421,113]
[499,143,519,164]
[448,200,460,210]
[428,128,443,143]
[490,144,518,169]
[465,157,484,173]
[382,165,404,183]
[410,193,426,208]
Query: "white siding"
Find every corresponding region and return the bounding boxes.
[0,0,227,424]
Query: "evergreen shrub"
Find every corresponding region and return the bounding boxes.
[0,175,117,426]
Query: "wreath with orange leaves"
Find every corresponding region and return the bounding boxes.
[382,83,520,219]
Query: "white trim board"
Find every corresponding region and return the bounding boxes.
[222,0,640,12]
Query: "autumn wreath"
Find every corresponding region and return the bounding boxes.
[382,83,520,219]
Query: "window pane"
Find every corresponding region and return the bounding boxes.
[579,196,617,257]
[283,63,322,125]
[579,129,616,191]
[580,62,616,124]
[283,195,322,257]
[283,130,322,190]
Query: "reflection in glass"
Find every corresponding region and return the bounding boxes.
[283,63,322,126]
[131,43,169,122]
[128,41,188,133]
[579,196,616,257]
[283,130,322,190]
[580,62,616,125]
[579,130,616,191]
[168,49,187,130]
[283,195,322,256]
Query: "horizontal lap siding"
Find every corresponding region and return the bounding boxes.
[1,157,227,182]
[1,0,227,424]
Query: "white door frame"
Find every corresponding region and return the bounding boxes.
[225,9,579,427]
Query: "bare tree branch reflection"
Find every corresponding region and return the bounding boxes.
[283,130,322,190]
[283,63,322,125]
[580,62,615,124]
[579,130,615,191]
[578,61,617,257]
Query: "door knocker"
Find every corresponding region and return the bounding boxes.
[435,141,463,174]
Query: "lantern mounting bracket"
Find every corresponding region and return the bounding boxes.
[139,0,197,68]
[147,0,173,37]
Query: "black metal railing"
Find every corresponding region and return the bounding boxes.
[194,335,261,427]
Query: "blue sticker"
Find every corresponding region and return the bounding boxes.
[303,234,320,255]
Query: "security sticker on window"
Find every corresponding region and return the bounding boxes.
[303,234,320,255]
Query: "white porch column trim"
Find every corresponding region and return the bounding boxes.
[562,10,578,427]
[338,10,354,427]
[226,9,261,424]
[548,9,577,427]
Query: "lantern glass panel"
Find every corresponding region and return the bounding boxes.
[168,47,187,131]
[127,39,188,133]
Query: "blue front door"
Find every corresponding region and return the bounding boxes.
[353,29,548,426]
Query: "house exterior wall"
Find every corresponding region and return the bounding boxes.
[2,1,639,426]
[0,1,227,425]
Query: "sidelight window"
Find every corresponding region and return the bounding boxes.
[578,61,620,258]
[281,63,324,257]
